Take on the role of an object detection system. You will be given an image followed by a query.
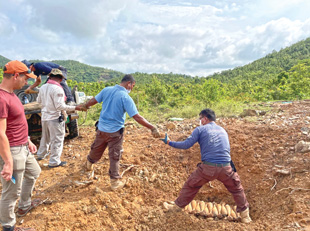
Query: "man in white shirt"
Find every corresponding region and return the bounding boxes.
[36,69,86,168]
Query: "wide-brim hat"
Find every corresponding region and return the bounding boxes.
[48,68,65,78]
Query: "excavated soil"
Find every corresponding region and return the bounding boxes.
[3,101,310,230]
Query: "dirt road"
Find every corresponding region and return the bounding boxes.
[5,101,310,230]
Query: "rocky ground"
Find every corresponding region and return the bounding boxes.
[3,100,310,230]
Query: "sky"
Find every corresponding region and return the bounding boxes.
[1,0,310,77]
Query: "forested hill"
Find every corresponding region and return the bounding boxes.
[106,72,195,85]
[1,36,310,84]
[209,37,310,83]
[0,55,10,67]
[0,57,123,82]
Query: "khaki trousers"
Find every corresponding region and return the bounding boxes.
[0,145,41,228]
[37,119,65,166]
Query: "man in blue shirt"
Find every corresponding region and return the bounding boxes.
[84,74,160,190]
[161,109,252,223]
[21,60,74,103]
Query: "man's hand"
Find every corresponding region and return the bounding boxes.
[25,88,39,94]
[75,104,88,111]
[1,161,13,182]
[25,76,41,94]
[151,127,160,138]
[28,140,37,153]
[160,133,170,144]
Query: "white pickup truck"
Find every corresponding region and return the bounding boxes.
[75,91,93,104]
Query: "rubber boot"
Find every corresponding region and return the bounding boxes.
[240,208,252,223]
[110,179,125,191]
[86,159,93,171]
[163,201,182,212]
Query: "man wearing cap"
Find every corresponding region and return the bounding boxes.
[21,60,74,104]
[0,60,41,231]
[36,68,86,168]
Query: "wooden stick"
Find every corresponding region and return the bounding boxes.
[270,178,277,191]
[121,165,137,177]
[275,187,310,195]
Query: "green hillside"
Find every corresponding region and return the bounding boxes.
[0,55,10,67]
[0,57,124,83]
[210,37,310,83]
[1,38,310,121]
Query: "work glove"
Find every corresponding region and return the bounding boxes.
[151,127,160,138]
[160,133,170,144]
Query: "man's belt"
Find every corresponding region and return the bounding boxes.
[11,142,29,148]
[202,161,230,167]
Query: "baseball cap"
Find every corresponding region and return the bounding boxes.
[21,60,34,68]
[4,60,37,79]
[48,68,65,79]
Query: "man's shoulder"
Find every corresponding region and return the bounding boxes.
[0,90,18,103]
[43,83,62,93]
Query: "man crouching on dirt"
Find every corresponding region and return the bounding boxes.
[83,74,160,191]
[0,61,41,231]
[161,109,252,223]
[36,69,86,168]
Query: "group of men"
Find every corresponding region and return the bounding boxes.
[0,60,251,231]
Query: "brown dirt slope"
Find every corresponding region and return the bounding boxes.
[4,101,310,230]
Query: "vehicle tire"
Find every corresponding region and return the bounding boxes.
[67,119,79,139]
[14,84,39,104]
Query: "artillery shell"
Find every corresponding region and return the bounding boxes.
[216,203,222,218]
[194,203,201,214]
[199,201,205,212]
[231,210,237,221]
[225,204,231,216]
[212,205,218,217]
[187,203,193,213]
[201,206,209,216]
[191,200,197,210]
[207,202,213,213]
[221,204,228,217]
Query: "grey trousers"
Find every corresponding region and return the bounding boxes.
[0,145,41,228]
[37,119,65,166]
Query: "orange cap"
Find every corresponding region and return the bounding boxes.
[4,60,37,79]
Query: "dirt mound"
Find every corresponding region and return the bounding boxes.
[4,101,310,230]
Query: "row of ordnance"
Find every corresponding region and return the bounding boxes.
[184,200,241,222]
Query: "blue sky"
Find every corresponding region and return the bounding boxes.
[1,0,310,77]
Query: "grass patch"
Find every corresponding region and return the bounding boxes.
[78,100,255,126]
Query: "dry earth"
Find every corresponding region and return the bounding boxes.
[3,101,310,231]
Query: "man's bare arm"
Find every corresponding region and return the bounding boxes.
[25,76,41,94]
[85,97,98,108]
[0,118,13,181]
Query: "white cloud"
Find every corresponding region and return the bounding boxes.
[0,1,310,77]
[0,14,16,37]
